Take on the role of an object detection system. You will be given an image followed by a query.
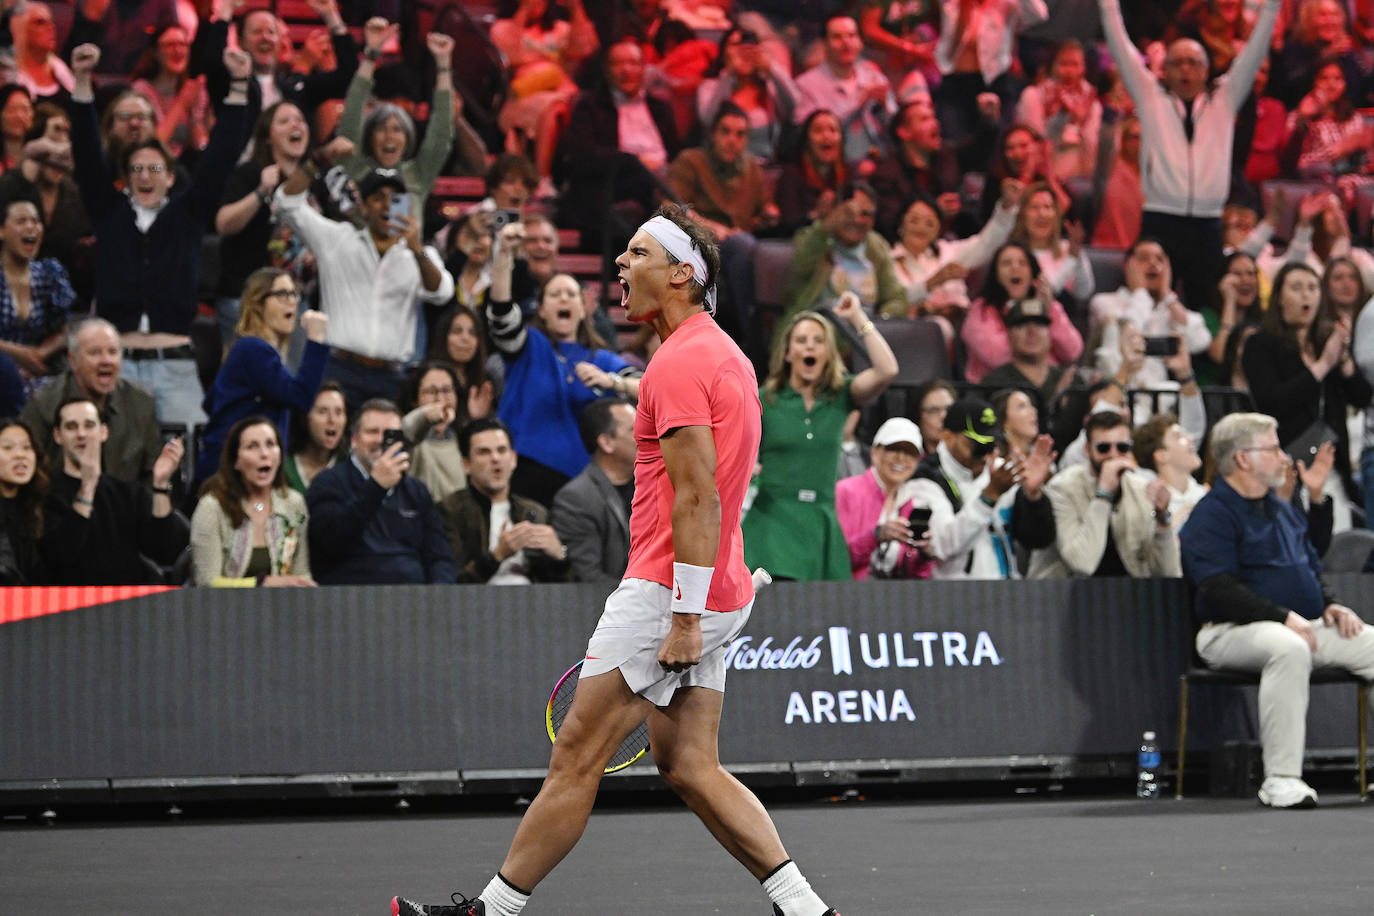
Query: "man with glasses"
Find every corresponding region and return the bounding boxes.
[1180,412,1374,809]
[70,42,252,432]
[1098,0,1281,315]
[909,397,1055,579]
[1028,410,1180,578]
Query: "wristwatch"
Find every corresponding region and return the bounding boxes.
[1154,508,1173,527]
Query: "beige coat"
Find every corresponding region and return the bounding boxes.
[189,487,311,586]
[1028,463,1181,579]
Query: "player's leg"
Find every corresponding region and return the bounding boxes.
[648,686,835,916]
[500,669,654,890]
[647,685,785,876]
[394,670,653,916]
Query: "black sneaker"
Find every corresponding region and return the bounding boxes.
[772,908,842,916]
[391,893,484,915]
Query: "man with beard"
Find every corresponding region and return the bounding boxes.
[1029,410,1180,578]
[1181,412,1374,809]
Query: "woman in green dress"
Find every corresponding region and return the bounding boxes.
[742,293,897,580]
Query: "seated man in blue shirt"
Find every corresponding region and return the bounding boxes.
[306,398,455,585]
[1180,412,1374,809]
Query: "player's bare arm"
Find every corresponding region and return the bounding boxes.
[658,424,720,672]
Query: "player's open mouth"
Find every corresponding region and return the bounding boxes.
[619,279,629,306]
[802,356,818,367]
[556,309,573,321]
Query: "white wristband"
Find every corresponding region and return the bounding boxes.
[670,561,714,615]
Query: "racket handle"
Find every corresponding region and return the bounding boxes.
[752,567,773,590]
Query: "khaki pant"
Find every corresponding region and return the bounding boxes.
[1197,618,1374,778]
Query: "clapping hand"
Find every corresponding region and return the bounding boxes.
[152,436,184,491]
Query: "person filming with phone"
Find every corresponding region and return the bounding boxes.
[275,160,454,413]
[1089,237,1212,388]
[304,398,455,584]
[835,417,934,580]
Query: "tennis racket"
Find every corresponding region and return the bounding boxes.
[546,660,651,773]
[545,568,774,774]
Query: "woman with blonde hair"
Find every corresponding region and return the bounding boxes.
[195,268,330,484]
[741,295,897,580]
[190,416,313,587]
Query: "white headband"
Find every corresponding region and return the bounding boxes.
[640,215,717,314]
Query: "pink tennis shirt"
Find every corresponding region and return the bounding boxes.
[623,310,761,612]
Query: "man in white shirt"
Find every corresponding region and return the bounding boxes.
[276,163,454,412]
[1090,237,1212,387]
[1132,412,1208,531]
[795,15,897,165]
[1098,0,1280,315]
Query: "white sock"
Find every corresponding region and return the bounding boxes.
[480,874,530,916]
[762,860,828,916]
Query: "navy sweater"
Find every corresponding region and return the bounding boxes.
[71,95,247,336]
[305,460,456,585]
[196,337,330,482]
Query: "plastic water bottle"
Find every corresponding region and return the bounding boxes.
[1136,730,1161,799]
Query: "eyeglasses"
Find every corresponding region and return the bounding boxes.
[921,404,950,415]
[127,163,165,175]
[419,385,456,398]
[1094,441,1133,455]
[265,289,300,301]
[1241,444,1285,457]
[115,111,150,123]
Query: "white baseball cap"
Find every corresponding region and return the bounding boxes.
[872,417,923,451]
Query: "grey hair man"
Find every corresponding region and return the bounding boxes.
[1180,412,1374,809]
[21,317,162,486]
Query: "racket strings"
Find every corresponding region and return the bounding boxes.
[548,669,649,772]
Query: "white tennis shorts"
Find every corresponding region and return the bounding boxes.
[580,577,753,707]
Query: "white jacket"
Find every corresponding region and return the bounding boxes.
[1099,0,1280,218]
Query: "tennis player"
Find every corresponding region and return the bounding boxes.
[392,205,840,916]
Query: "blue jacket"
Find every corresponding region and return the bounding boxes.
[305,459,456,585]
[1180,477,1326,623]
[197,337,330,482]
[496,327,629,480]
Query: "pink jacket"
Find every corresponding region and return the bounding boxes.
[960,297,1083,383]
[835,469,933,580]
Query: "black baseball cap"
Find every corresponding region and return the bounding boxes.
[944,398,1000,454]
[358,166,406,199]
[1004,298,1052,327]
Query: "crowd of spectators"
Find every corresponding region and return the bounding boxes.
[3,0,1374,612]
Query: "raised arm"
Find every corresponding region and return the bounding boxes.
[1097,0,1154,102]
[414,33,456,190]
[832,292,897,405]
[1222,0,1283,113]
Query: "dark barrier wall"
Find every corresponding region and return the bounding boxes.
[1,578,1366,782]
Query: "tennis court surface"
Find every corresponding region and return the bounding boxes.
[4,789,1372,915]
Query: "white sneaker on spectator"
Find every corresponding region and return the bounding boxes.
[1258,776,1318,809]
